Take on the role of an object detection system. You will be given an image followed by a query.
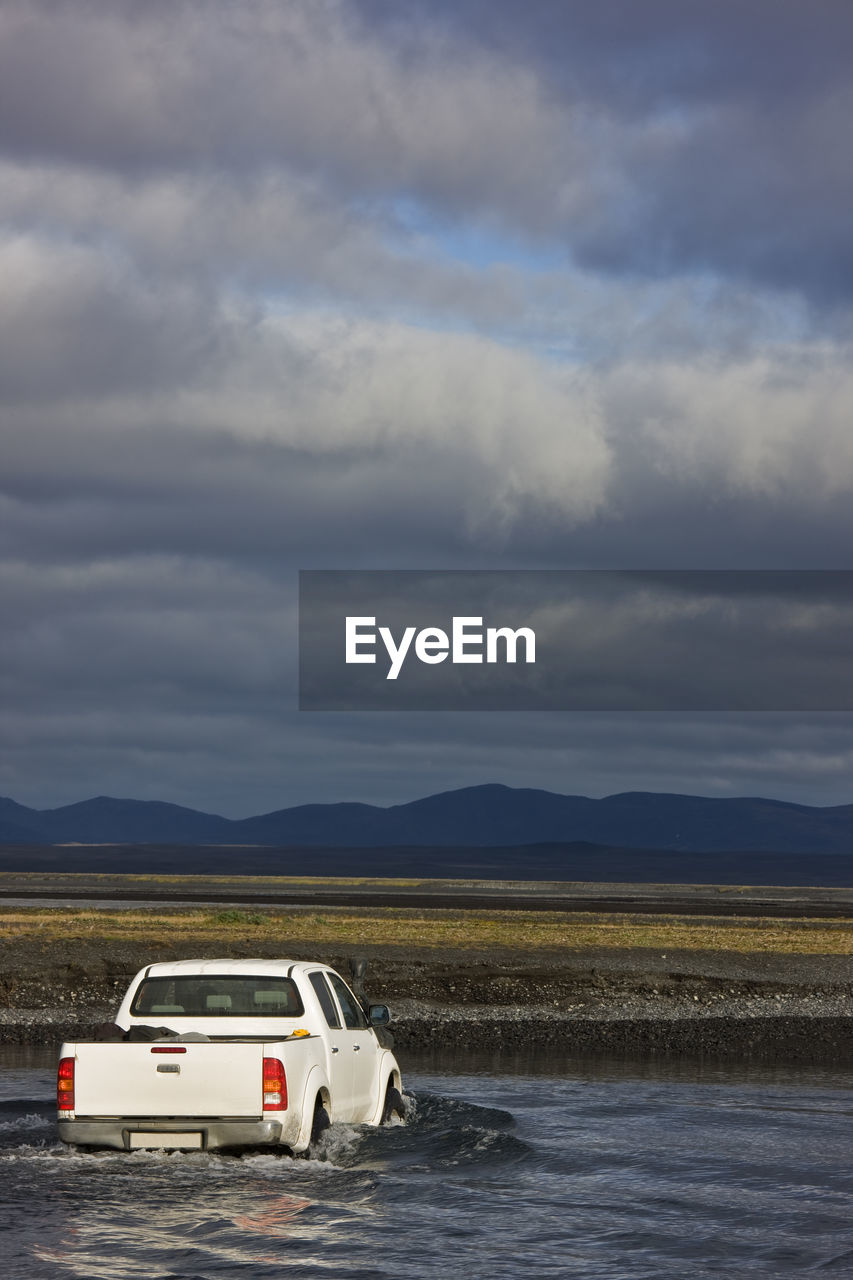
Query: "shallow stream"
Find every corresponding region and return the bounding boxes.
[1,1047,850,1278]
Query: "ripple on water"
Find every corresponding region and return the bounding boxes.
[0,1061,850,1279]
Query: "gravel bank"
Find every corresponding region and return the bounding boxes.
[2,1005,849,1064]
[1,935,849,1063]
[389,1003,852,1062]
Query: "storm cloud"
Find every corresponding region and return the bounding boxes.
[1,0,853,814]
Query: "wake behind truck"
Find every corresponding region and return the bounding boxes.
[57,957,405,1153]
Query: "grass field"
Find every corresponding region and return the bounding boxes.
[1,905,850,955]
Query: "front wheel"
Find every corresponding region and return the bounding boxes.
[381,1084,406,1124]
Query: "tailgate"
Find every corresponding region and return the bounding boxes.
[72,1042,267,1118]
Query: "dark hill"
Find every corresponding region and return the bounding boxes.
[2,784,853,854]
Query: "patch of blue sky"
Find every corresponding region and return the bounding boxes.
[388,196,567,274]
[381,200,821,355]
[255,189,819,366]
[256,248,579,360]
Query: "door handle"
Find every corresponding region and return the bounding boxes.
[331,1046,339,1054]
[353,1044,361,1051]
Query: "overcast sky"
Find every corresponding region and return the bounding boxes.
[2,0,853,816]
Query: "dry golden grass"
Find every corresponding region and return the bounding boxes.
[0,906,850,955]
[1,871,434,888]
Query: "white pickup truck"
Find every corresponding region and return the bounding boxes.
[56,957,405,1154]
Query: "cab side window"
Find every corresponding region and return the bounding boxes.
[308,971,341,1028]
[327,973,368,1029]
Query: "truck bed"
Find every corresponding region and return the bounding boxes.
[58,1034,320,1152]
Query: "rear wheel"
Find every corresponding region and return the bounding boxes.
[381,1084,406,1124]
[310,1099,331,1147]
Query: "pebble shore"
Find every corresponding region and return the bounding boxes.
[2,958,849,1064]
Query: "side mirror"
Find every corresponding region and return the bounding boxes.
[368,1004,390,1026]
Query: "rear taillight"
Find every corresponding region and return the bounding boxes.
[262,1057,287,1111]
[57,1057,75,1113]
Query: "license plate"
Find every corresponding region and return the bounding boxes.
[128,1131,203,1150]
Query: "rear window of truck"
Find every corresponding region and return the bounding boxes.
[130,975,305,1018]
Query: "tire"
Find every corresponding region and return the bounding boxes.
[310,1100,331,1146]
[381,1085,406,1124]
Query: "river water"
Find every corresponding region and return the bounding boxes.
[1,1048,850,1279]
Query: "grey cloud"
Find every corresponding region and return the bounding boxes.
[366,0,853,301]
[317,711,853,809]
[5,261,852,550]
[6,412,853,580]
[0,705,298,817]
[5,704,853,816]
[9,161,840,366]
[0,163,528,328]
[0,289,614,541]
[0,555,292,708]
[0,235,232,401]
[4,303,853,576]
[0,418,590,570]
[390,0,853,113]
[2,1,851,301]
[3,0,853,816]
[565,97,853,302]
[0,0,564,216]
[4,467,853,812]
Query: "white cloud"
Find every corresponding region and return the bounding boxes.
[605,350,853,500]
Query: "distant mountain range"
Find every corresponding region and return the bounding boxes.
[2,784,853,854]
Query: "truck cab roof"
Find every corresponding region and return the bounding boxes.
[139,958,313,978]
